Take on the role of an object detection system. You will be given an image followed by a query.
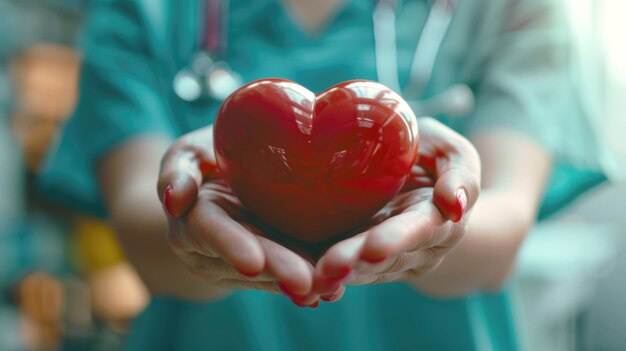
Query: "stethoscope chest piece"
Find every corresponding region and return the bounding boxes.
[174,51,242,102]
[205,61,243,101]
[175,0,474,117]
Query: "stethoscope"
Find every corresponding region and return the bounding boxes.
[173,0,474,117]
[173,0,242,102]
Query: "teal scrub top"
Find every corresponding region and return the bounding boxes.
[40,0,605,350]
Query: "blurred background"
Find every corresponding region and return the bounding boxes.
[0,0,624,350]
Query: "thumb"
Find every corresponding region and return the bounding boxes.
[158,151,204,218]
[157,126,219,218]
[416,118,481,222]
[432,168,480,222]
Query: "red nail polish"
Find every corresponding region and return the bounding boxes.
[309,301,319,308]
[321,294,337,302]
[294,301,308,308]
[238,269,260,278]
[320,279,341,292]
[198,161,213,175]
[324,269,351,284]
[198,161,214,176]
[454,188,467,223]
[278,282,306,301]
[329,266,352,280]
[277,282,290,295]
[163,185,175,217]
[362,256,386,264]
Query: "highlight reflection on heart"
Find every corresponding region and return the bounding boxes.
[214,79,419,244]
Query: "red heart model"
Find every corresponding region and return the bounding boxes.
[214,79,419,244]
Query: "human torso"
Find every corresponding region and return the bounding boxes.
[140,0,489,135]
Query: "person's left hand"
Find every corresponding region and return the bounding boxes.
[312,118,481,302]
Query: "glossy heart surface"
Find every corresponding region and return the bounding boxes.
[214,79,418,244]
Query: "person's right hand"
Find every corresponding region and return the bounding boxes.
[157,126,319,307]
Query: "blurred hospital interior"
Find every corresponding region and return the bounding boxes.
[1,0,626,350]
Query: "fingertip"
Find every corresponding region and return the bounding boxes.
[232,248,266,279]
[233,262,265,281]
[318,236,365,279]
[321,285,346,303]
[277,281,308,299]
[166,176,200,218]
[163,184,175,217]
[276,267,313,297]
[433,179,464,222]
[362,255,387,264]
[257,237,314,296]
[237,268,262,278]
[359,229,395,264]
[321,294,337,302]
[432,159,480,222]
[319,254,354,281]
[313,266,350,296]
[219,233,266,279]
[325,264,352,280]
[453,188,468,223]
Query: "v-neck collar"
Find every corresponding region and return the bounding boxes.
[278,0,354,40]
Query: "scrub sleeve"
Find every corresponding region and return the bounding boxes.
[452,0,607,218]
[39,0,176,217]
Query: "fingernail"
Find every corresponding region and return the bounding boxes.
[319,276,344,295]
[278,282,307,301]
[309,300,319,308]
[319,268,351,294]
[292,300,308,307]
[324,269,351,284]
[454,188,467,223]
[163,185,175,217]
[277,282,292,295]
[198,161,214,176]
[291,295,310,306]
[238,269,260,278]
[329,266,352,280]
[321,294,337,302]
[362,256,386,264]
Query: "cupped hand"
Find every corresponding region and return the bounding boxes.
[157,126,319,307]
[314,118,481,301]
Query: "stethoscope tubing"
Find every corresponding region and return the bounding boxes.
[174,0,474,117]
